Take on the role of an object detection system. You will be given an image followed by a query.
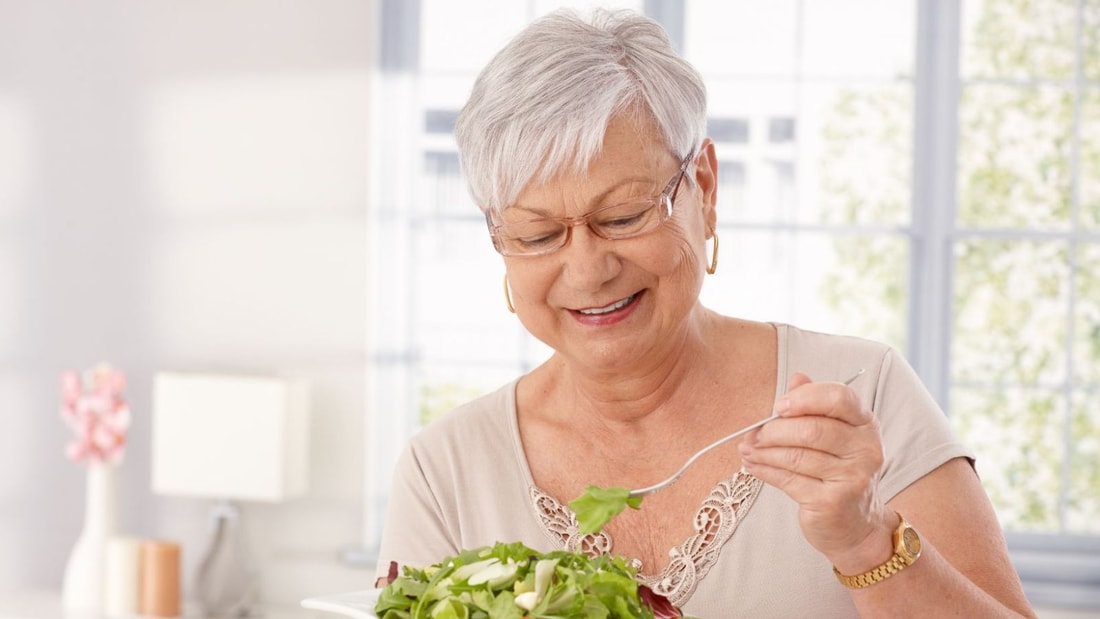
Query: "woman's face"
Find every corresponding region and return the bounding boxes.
[502,115,718,374]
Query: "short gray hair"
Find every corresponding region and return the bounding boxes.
[454,8,707,215]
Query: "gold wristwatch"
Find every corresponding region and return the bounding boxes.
[833,512,922,589]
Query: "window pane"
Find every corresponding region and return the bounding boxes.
[421,0,528,72]
[412,216,553,431]
[425,109,458,135]
[1076,242,1100,385]
[1087,1,1100,80]
[768,117,796,143]
[418,365,526,426]
[708,117,751,143]
[952,387,1065,532]
[422,77,477,122]
[707,81,795,223]
[703,229,908,352]
[534,0,642,15]
[810,83,912,226]
[708,81,912,226]
[412,217,552,369]
[801,0,915,79]
[957,85,1074,228]
[423,151,474,216]
[1084,90,1100,229]
[1070,391,1100,533]
[953,239,1069,384]
[961,0,1078,81]
[715,160,749,218]
[683,0,798,77]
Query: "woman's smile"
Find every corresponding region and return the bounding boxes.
[568,290,644,326]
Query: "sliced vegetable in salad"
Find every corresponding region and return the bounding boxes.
[375,541,688,618]
[567,485,642,535]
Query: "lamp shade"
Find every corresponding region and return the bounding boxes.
[151,373,309,502]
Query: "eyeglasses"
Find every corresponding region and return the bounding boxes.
[486,153,693,257]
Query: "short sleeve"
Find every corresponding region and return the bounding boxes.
[873,347,975,501]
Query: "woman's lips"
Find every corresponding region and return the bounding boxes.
[577,294,637,315]
[570,291,643,325]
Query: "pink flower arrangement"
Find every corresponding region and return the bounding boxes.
[60,363,132,466]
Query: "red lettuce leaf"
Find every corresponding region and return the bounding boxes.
[374,560,399,588]
[639,585,682,618]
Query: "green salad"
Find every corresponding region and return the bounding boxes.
[375,487,686,618]
[374,541,684,618]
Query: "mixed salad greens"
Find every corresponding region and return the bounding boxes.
[375,487,681,618]
[374,541,683,618]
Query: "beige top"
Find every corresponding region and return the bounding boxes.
[376,324,973,617]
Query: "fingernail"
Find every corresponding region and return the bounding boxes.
[773,397,790,416]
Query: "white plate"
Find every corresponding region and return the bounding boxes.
[301,589,381,618]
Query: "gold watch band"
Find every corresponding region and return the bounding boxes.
[833,553,909,589]
[833,512,922,589]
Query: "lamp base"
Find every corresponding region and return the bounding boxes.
[195,501,256,617]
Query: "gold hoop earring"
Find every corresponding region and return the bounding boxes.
[706,232,719,275]
[503,275,516,313]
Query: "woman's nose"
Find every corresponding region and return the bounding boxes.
[559,224,620,292]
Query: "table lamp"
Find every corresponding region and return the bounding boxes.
[152,372,309,617]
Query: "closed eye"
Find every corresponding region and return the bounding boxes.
[511,228,566,248]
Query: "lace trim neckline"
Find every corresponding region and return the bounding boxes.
[529,470,763,607]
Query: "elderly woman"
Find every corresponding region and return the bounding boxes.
[377,9,1035,618]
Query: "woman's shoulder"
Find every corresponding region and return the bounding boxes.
[772,322,895,379]
[777,322,892,354]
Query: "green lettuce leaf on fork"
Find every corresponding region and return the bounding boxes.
[567,485,643,535]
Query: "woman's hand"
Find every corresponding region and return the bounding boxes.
[738,372,896,573]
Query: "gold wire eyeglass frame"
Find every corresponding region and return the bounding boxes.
[485,152,694,257]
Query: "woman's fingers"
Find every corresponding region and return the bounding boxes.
[743,423,875,474]
[774,374,871,425]
[740,417,882,486]
[746,415,883,467]
[739,372,888,560]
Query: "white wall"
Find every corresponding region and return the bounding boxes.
[0,0,373,604]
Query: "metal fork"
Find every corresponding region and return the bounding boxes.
[627,368,866,498]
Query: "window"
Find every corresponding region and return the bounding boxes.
[768,117,796,143]
[948,0,1100,605]
[362,0,1100,608]
[953,0,1099,534]
[708,117,751,143]
[688,0,912,349]
[424,109,458,134]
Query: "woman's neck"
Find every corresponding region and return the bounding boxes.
[537,307,730,431]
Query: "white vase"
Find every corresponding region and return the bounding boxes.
[62,462,118,613]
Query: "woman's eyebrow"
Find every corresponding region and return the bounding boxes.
[507,176,659,217]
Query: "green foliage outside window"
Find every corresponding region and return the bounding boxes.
[820,0,1099,534]
[420,381,488,426]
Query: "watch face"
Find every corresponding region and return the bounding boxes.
[902,527,922,555]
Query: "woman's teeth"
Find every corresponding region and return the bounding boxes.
[578,294,636,315]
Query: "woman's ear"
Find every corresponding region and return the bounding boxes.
[694,138,719,236]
